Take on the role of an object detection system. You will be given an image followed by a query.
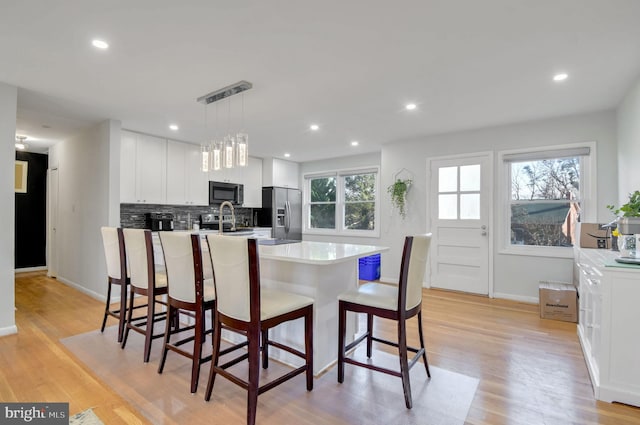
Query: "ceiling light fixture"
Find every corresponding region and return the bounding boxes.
[15,135,28,150]
[310,124,319,131]
[351,141,359,146]
[169,124,179,131]
[198,81,252,172]
[405,103,417,111]
[92,39,109,49]
[284,153,291,158]
[553,73,569,82]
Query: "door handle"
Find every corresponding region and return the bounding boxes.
[482,231,487,236]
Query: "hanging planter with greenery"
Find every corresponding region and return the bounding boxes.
[387,178,412,219]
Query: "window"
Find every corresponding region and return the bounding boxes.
[305,168,378,236]
[504,146,591,249]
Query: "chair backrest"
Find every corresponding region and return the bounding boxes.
[101,226,126,280]
[206,235,258,323]
[123,229,155,290]
[398,234,432,311]
[159,232,203,303]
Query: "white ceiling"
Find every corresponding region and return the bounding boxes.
[2,0,640,160]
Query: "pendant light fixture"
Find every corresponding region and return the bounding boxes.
[15,136,28,150]
[197,81,252,172]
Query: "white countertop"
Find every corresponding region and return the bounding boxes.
[258,241,388,265]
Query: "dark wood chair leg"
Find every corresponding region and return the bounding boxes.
[337,301,346,383]
[398,319,413,409]
[204,316,222,402]
[305,306,314,391]
[158,305,173,374]
[247,330,260,425]
[120,287,135,349]
[366,313,373,358]
[101,280,112,333]
[190,309,205,393]
[143,292,154,363]
[417,310,430,377]
[261,329,269,369]
[117,280,127,343]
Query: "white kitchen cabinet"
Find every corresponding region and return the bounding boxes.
[208,164,242,184]
[574,247,640,407]
[242,157,263,207]
[262,157,299,189]
[120,130,166,204]
[166,140,208,205]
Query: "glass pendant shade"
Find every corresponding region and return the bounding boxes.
[223,135,235,169]
[236,132,248,167]
[211,141,222,171]
[201,145,210,172]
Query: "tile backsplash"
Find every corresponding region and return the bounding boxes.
[120,203,256,230]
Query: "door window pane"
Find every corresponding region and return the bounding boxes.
[460,164,480,191]
[438,167,457,192]
[460,194,480,219]
[438,194,457,219]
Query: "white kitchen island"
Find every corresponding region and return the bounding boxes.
[257,241,389,375]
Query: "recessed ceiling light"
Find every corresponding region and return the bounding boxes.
[553,73,568,82]
[284,153,291,158]
[15,136,27,150]
[92,39,109,49]
[169,124,179,131]
[351,141,359,146]
[310,124,319,131]
[405,103,417,111]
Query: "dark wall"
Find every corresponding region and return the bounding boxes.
[15,152,48,268]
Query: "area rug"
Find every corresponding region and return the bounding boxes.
[61,326,478,425]
[69,408,104,425]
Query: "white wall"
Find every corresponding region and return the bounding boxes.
[0,82,17,336]
[301,152,382,245]
[48,120,121,300]
[617,76,640,203]
[381,110,618,300]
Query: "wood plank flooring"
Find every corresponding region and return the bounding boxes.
[2,271,640,424]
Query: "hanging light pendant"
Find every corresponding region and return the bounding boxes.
[211,140,222,171]
[201,144,210,172]
[236,132,248,167]
[223,135,235,169]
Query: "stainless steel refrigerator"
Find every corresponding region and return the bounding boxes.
[259,186,302,240]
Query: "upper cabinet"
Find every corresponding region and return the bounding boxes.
[262,157,299,189]
[120,131,167,204]
[242,157,263,208]
[166,141,208,206]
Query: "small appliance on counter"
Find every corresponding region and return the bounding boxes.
[614,218,640,265]
[145,212,174,231]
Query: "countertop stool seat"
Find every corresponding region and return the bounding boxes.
[157,232,215,393]
[204,235,314,425]
[120,228,170,363]
[337,234,432,409]
[100,226,130,343]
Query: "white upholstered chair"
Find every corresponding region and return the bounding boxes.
[120,228,169,362]
[157,232,215,393]
[204,235,314,425]
[100,226,129,343]
[337,234,432,409]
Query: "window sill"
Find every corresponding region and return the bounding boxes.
[499,246,575,259]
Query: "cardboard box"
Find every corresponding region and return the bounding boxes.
[539,282,577,322]
[579,223,610,249]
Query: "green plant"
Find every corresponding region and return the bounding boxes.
[607,190,640,217]
[387,179,412,219]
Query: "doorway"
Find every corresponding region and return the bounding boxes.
[428,153,492,295]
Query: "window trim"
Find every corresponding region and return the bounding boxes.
[498,142,597,256]
[303,166,380,238]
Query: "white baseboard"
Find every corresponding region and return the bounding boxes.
[0,325,18,337]
[15,266,48,273]
[56,277,107,303]
[493,292,538,304]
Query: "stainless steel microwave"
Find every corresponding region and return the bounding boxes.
[209,181,244,205]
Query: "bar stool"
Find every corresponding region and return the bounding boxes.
[157,232,215,393]
[100,226,129,343]
[120,228,169,362]
[204,235,314,425]
[337,234,432,409]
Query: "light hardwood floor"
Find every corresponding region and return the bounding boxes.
[2,271,640,424]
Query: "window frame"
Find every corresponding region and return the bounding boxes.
[304,166,380,238]
[498,142,597,258]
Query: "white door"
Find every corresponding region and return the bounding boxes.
[47,168,58,278]
[428,154,492,295]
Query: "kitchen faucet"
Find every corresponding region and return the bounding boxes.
[219,201,236,234]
